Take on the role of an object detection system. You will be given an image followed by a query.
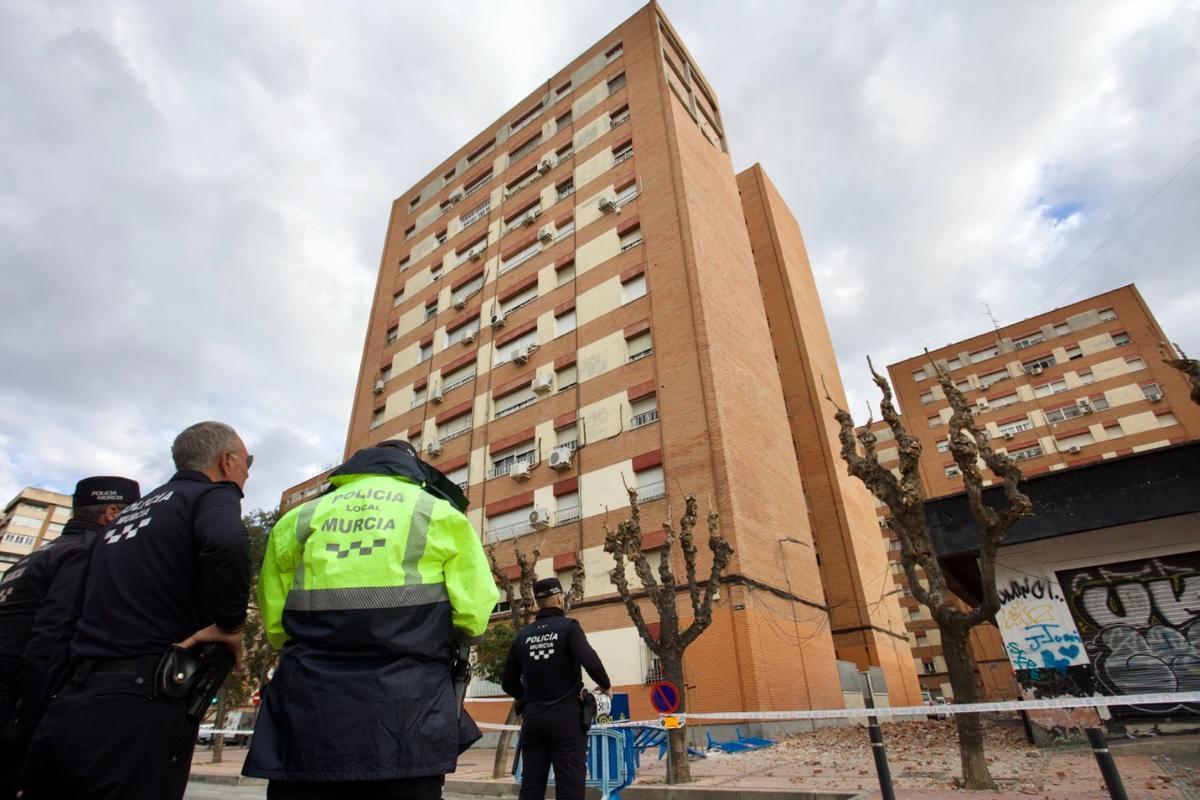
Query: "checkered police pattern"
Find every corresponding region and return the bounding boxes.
[325,538,387,558]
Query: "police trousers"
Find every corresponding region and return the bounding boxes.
[267,775,445,800]
[22,662,197,800]
[518,699,587,800]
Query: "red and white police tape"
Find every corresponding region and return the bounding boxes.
[466,691,1200,732]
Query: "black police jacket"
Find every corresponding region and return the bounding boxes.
[70,470,249,660]
[0,519,101,731]
[502,608,611,712]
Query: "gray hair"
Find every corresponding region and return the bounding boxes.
[172,421,241,471]
[73,502,124,522]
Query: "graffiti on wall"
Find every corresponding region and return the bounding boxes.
[1058,551,1200,714]
[993,564,1088,683]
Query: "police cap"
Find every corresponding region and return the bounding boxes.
[73,476,140,507]
[533,577,563,598]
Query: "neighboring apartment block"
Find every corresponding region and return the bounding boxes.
[0,487,72,574]
[865,284,1200,700]
[326,3,919,720]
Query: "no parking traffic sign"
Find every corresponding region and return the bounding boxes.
[649,680,680,714]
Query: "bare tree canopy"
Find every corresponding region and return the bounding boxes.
[1160,342,1200,405]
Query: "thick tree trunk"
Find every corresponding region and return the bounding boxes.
[492,706,519,779]
[212,686,228,764]
[940,619,995,790]
[662,655,690,785]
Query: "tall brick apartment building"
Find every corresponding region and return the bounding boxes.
[284,2,921,719]
[865,284,1200,701]
[0,487,72,575]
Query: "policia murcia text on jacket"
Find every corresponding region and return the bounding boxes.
[503,577,612,800]
[23,421,253,800]
[242,439,500,800]
[0,475,140,800]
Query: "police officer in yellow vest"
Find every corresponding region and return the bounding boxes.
[243,440,499,800]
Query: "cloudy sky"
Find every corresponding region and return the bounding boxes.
[2,1,1197,513]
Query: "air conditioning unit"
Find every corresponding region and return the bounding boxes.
[1003,432,1015,441]
[430,388,444,404]
[538,223,556,243]
[549,447,573,471]
[462,329,478,345]
[490,310,507,328]
[1029,366,1044,376]
[1067,446,1082,455]
[1148,392,1163,403]
[447,190,463,205]
[975,398,989,410]
[453,296,467,310]
[877,517,888,527]
[979,382,991,391]
[522,209,541,226]
[468,246,484,261]
[510,344,532,365]
[373,379,385,394]
[1076,399,1093,413]
[426,440,443,457]
[537,156,555,174]
[510,461,532,481]
[532,374,554,394]
[529,506,552,529]
[598,195,619,214]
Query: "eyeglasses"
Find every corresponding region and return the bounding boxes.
[246,454,255,469]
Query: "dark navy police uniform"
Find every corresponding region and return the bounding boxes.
[502,581,610,800]
[23,470,249,800]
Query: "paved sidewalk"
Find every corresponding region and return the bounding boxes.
[190,721,1200,799]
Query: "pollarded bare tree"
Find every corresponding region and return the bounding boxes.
[1160,342,1200,405]
[482,541,585,778]
[604,490,733,785]
[827,357,1032,790]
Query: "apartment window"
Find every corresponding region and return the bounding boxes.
[419,341,432,362]
[555,309,576,337]
[627,331,653,363]
[616,181,639,207]
[954,379,971,392]
[392,289,405,307]
[442,362,477,392]
[1033,379,1068,398]
[505,203,542,235]
[606,43,624,62]
[495,385,537,419]
[437,412,473,443]
[486,504,534,543]
[501,241,541,274]
[398,255,410,272]
[452,275,485,307]
[1054,323,1071,336]
[501,285,539,316]
[466,139,495,165]
[969,346,999,363]
[912,368,928,381]
[635,465,665,503]
[613,141,634,166]
[1099,307,1118,322]
[557,424,579,451]
[1009,444,1044,462]
[1045,403,1086,424]
[556,363,578,392]
[920,391,935,405]
[556,142,574,163]
[2,533,35,546]
[495,328,539,366]
[510,102,543,135]
[991,392,1019,409]
[459,199,490,229]
[944,466,961,479]
[410,386,427,408]
[557,178,575,201]
[386,325,399,344]
[508,133,542,163]
[1012,332,1045,350]
[609,104,630,129]
[1142,383,1163,400]
[1057,431,1096,451]
[424,302,438,322]
[922,661,937,674]
[978,369,1010,388]
[555,218,575,240]
[622,273,647,303]
[928,415,943,429]
[1024,355,1057,374]
[1125,357,1146,372]
[455,235,488,266]
[556,262,576,287]
[1112,331,1131,347]
[555,491,581,526]
[607,72,627,95]
[446,465,469,493]
[556,110,572,133]
[945,357,963,371]
[408,197,420,210]
[619,225,643,252]
[555,79,572,97]
[1079,370,1097,384]
[447,320,480,347]
[997,418,1033,437]
[370,408,385,430]
[379,366,392,384]
[936,440,950,453]
[463,169,492,199]
[434,229,447,246]
[404,225,416,240]
[1063,344,1083,360]
[630,395,659,429]
[506,168,539,198]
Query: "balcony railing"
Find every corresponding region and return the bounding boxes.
[636,481,666,503]
[443,372,476,393]
[487,520,533,543]
[620,238,643,252]
[628,348,653,363]
[410,394,427,409]
[495,397,537,419]
[459,200,490,227]
[613,149,634,166]
[630,409,659,429]
[555,506,581,525]
[439,425,472,443]
[488,453,535,479]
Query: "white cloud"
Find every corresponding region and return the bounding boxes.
[1,0,1196,511]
